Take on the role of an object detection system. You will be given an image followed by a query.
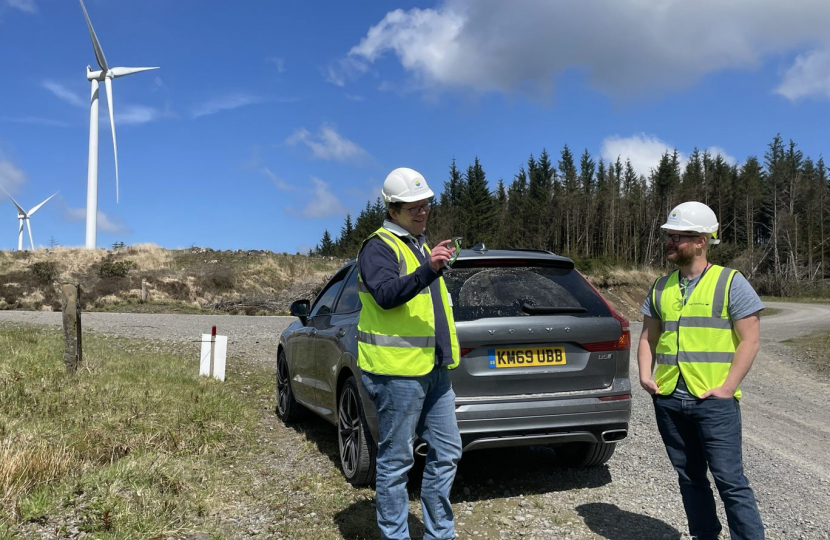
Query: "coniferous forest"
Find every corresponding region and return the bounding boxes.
[316,134,829,296]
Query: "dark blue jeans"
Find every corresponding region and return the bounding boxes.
[653,396,764,540]
[362,366,462,540]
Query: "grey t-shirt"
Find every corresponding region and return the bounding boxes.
[640,269,764,399]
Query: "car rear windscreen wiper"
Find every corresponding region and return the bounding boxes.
[522,303,588,315]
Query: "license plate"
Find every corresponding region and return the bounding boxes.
[488,347,567,369]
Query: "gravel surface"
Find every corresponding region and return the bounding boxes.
[3,302,829,539]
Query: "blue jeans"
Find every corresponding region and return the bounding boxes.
[653,395,764,540]
[362,367,462,540]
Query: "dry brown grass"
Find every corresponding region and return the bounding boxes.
[0,245,345,313]
[0,438,78,517]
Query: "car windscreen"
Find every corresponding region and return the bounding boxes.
[442,265,611,322]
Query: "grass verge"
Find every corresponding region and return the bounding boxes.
[0,324,269,538]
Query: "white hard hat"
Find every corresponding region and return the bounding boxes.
[382,167,435,203]
[661,201,720,245]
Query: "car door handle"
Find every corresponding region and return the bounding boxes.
[309,328,318,337]
[336,328,346,338]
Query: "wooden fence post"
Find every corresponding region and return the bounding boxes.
[61,283,82,372]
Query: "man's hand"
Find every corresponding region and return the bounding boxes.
[699,386,735,399]
[640,378,660,395]
[429,239,456,273]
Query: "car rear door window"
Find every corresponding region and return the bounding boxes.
[310,268,349,318]
[334,266,362,314]
[443,265,610,322]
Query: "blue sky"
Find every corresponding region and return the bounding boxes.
[1,0,829,253]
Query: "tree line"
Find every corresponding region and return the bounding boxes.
[315,134,829,295]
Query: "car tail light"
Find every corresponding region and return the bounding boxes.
[599,393,631,402]
[460,348,474,357]
[577,271,630,351]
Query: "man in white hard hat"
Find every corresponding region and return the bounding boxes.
[638,201,765,539]
[356,167,462,540]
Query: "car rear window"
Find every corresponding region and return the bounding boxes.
[443,265,611,322]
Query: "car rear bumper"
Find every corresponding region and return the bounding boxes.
[454,386,631,452]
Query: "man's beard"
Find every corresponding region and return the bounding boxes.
[667,246,694,267]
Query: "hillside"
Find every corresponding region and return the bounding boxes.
[0,244,658,319]
[0,245,346,315]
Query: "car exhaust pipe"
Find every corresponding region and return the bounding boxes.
[414,441,429,457]
[601,429,628,443]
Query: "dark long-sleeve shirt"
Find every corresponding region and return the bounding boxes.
[357,221,453,367]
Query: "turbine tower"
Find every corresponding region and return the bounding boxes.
[79,0,157,249]
[2,190,58,251]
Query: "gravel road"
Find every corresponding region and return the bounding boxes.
[3,302,829,539]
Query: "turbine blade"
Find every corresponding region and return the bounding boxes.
[1,187,26,215]
[27,192,58,217]
[105,77,119,203]
[79,0,108,71]
[109,67,160,78]
[18,219,23,251]
[26,219,34,251]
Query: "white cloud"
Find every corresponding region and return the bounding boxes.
[1,116,69,127]
[0,158,27,193]
[117,105,163,125]
[601,134,684,178]
[192,93,263,118]
[267,57,286,73]
[299,178,348,218]
[6,0,37,14]
[286,125,370,163]
[261,167,294,191]
[706,146,738,166]
[775,48,830,100]
[65,207,129,234]
[45,80,167,125]
[600,135,739,178]
[332,0,830,99]
[42,81,86,108]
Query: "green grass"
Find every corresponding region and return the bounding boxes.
[0,324,269,538]
[759,308,782,317]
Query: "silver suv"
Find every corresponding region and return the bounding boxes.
[276,247,631,485]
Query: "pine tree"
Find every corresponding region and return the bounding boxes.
[460,157,496,247]
[319,230,335,256]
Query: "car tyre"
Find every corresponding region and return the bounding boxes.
[556,441,616,467]
[338,376,376,486]
[276,349,301,422]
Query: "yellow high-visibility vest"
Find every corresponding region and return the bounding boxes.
[356,227,459,376]
[652,265,742,398]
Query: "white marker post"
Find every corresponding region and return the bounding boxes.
[200,325,227,381]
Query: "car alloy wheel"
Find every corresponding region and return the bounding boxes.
[276,350,300,422]
[338,376,376,485]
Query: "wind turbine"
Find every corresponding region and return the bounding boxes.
[2,190,58,251]
[79,0,158,249]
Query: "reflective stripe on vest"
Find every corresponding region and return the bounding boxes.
[356,227,460,376]
[652,265,742,398]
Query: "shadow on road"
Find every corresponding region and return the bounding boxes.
[576,502,681,540]
[451,445,613,503]
[284,412,613,500]
[335,498,423,540]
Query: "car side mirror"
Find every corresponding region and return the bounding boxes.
[290,299,310,324]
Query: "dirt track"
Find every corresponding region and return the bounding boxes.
[2,302,829,539]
